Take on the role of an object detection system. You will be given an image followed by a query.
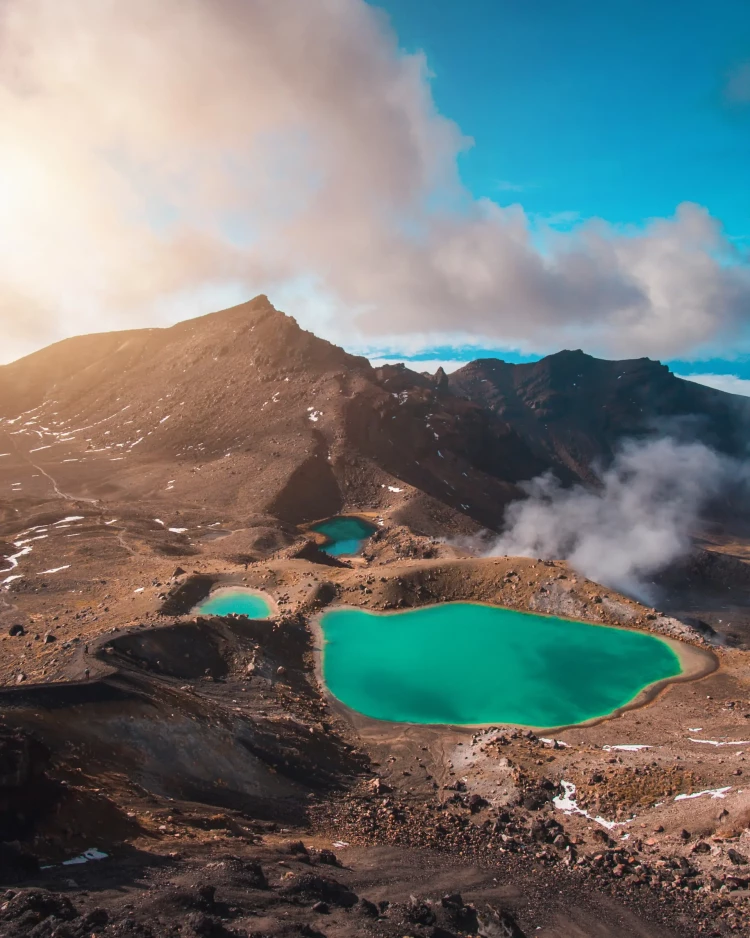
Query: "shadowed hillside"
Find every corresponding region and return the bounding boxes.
[1,297,749,535]
[449,350,750,483]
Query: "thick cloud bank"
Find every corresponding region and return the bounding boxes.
[1,0,749,362]
[489,438,742,602]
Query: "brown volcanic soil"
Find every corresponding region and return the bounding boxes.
[0,507,748,935]
[0,299,750,936]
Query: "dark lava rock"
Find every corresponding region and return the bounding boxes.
[185,911,235,937]
[285,839,309,856]
[728,848,748,865]
[477,906,526,937]
[314,848,339,867]
[357,897,379,917]
[441,893,478,930]
[220,856,268,889]
[406,895,436,926]
[100,919,155,937]
[8,624,24,636]
[522,791,548,811]
[196,884,216,906]
[311,901,329,914]
[468,793,489,814]
[0,889,78,926]
[150,885,218,918]
[280,873,357,908]
[80,908,109,929]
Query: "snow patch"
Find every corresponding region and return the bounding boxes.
[675,787,732,801]
[602,745,652,752]
[554,780,634,830]
[62,848,108,866]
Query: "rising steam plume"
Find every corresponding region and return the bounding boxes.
[489,437,744,602]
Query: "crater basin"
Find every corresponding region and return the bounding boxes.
[318,603,685,728]
[309,515,377,557]
[194,587,273,619]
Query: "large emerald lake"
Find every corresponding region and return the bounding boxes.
[310,516,377,557]
[319,603,683,728]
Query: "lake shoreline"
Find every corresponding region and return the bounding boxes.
[302,513,379,557]
[193,585,278,619]
[311,600,718,733]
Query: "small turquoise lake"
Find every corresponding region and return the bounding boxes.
[195,588,273,619]
[310,516,377,557]
[319,603,683,728]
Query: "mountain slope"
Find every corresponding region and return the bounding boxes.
[0,297,539,532]
[449,350,750,484]
[1,298,748,537]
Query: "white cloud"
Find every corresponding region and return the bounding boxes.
[495,180,527,192]
[676,373,750,397]
[0,0,749,364]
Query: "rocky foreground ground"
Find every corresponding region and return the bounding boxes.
[1,298,750,936]
[0,498,748,936]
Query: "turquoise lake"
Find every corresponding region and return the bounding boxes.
[310,516,377,557]
[195,588,272,619]
[319,603,683,728]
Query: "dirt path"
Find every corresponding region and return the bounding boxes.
[1,429,100,505]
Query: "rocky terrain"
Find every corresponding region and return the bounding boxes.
[1,297,750,936]
[449,351,750,484]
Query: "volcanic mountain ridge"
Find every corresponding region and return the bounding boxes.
[1,294,747,537]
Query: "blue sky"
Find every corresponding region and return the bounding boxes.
[369,0,750,390]
[376,0,749,238]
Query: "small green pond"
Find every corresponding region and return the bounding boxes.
[319,603,683,727]
[194,588,272,619]
[310,516,377,557]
